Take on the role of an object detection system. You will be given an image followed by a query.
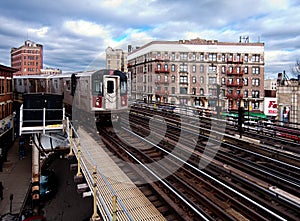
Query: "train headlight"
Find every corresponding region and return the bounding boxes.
[94,97,102,108]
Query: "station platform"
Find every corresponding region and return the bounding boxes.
[74,127,166,221]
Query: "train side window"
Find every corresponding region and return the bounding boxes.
[107,80,114,94]
[93,80,102,95]
[120,81,127,94]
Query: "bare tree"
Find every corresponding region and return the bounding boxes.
[291,60,300,77]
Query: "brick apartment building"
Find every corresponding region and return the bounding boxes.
[0,64,17,166]
[127,38,265,112]
[11,40,43,76]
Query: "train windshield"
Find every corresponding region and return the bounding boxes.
[93,80,102,95]
[107,80,114,94]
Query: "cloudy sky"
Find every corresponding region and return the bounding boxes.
[0,0,299,78]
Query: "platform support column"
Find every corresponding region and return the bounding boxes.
[112,195,117,221]
[31,136,40,214]
[91,166,100,221]
[76,145,82,177]
[68,126,73,156]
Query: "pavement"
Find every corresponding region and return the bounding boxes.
[0,137,32,219]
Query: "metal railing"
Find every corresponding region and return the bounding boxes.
[19,104,65,135]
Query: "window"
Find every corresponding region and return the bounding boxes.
[192,53,196,60]
[164,64,168,71]
[192,65,196,72]
[0,79,4,94]
[208,53,217,61]
[252,78,260,86]
[66,80,71,91]
[157,52,161,57]
[192,88,196,95]
[171,64,175,72]
[221,54,226,62]
[179,64,188,72]
[192,76,196,83]
[157,64,161,71]
[253,101,260,109]
[252,54,260,62]
[164,52,168,58]
[221,66,226,73]
[209,88,216,96]
[200,53,204,61]
[200,76,204,83]
[0,104,3,119]
[228,53,233,61]
[221,77,225,85]
[179,76,188,83]
[244,54,248,62]
[244,66,248,74]
[171,75,175,83]
[179,98,188,105]
[171,53,175,60]
[7,78,12,93]
[180,53,188,60]
[164,75,168,83]
[200,65,204,73]
[54,79,58,90]
[120,81,127,94]
[208,65,217,73]
[171,87,175,94]
[252,90,260,98]
[93,80,102,95]
[252,67,260,74]
[209,77,217,85]
[237,54,241,62]
[84,80,89,94]
[200,88,204,95]
[180,87,188,94]
[244,78,248,86]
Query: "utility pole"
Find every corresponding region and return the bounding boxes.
[216,84,221,118]
[238,106,245,138]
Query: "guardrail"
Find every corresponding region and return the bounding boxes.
[19,104,65,135]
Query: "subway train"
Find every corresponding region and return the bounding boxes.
[13,69,128,122]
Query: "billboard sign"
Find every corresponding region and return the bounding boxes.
[264,97,277,116]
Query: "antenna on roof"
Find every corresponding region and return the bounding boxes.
[239,36,249,43]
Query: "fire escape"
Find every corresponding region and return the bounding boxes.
[226,57,244,110]
[154,61,170,99]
